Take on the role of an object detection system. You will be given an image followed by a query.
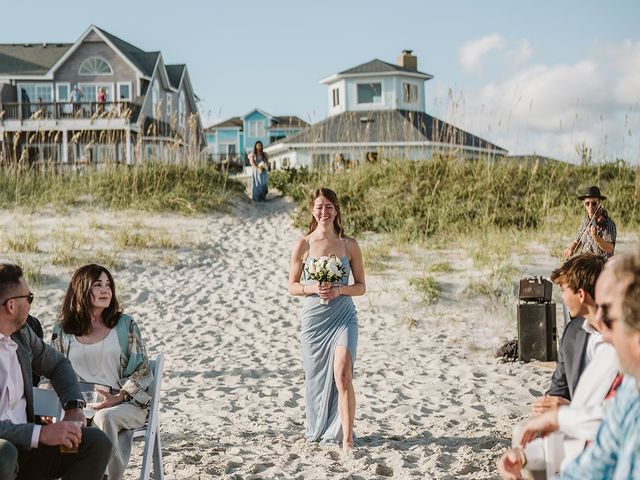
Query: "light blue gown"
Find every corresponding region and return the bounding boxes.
[300,251,358,444]
[251,156,268,201]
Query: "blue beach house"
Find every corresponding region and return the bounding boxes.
[205,108,308,164]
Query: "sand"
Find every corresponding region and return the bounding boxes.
[2,197,635,479]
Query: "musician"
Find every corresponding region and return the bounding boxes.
[564,186,616,260]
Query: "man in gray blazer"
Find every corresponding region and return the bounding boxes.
[0,263,111,480]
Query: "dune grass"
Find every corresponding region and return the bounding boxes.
[270,157,640,243]
[0,162,246,214]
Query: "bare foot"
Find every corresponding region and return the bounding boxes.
[343,440,354,451]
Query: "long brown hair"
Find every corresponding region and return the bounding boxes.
[59,264,122,336]
[253,140,268,160]
[306,188,344,237]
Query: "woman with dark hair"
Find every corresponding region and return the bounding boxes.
[288,188,366,450]
[248,140,269,201]
[51,264,152,480]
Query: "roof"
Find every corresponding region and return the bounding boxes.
[165,64,185,89]
[276,110,507,153]
[207,117,243,129]
[271,115,309,129]
[94,27,159,76]
[0,43,71,75]
[338,59,433,78]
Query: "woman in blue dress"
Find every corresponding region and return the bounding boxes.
[248,140,269,201]
[288,188,366,450]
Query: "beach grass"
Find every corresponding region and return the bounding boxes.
[270,157,640,244]
[0,161,246,214]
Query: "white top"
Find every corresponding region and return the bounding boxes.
[69,329,121,390]
[0,333,40,447]
[582,320,604,365]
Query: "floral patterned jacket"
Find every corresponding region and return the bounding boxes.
[51,313,153,408]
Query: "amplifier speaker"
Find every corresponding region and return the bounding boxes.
[518,303,557,362]
[519,277,553,303]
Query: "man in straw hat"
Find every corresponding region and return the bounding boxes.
[563,186,616,260]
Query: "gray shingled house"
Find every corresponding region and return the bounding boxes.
[0,25,202,166]
[265,50,507,169]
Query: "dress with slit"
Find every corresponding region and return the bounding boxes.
[300,251,358,444]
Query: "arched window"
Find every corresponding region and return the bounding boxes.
[178,90,186,127]
[79,57,113,75]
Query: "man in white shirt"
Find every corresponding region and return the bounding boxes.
[0,263,111,480]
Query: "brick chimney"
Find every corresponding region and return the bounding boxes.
[397,50,417,71]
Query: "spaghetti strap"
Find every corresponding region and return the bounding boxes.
[302,237,311,261]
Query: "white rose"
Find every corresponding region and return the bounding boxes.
[308,264,317,275]
[327,262,340,276]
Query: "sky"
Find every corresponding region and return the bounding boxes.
[3,0,639,163]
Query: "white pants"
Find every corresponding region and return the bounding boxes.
[93,402,148,480]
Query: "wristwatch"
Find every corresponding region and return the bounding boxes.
[62,399,86,410]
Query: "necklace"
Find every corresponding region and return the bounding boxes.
[75,330,109,378]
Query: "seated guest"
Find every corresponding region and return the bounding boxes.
[498,259,619,478]
[0,263,111,480]
[51,264,152,480]
[532,254,606,415]
[560,251,640,478]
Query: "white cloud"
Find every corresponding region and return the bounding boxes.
[459,33,505,72]
[440,40,640,163]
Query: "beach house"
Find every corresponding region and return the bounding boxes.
[0,25,202,166]
[205,109,308,164]
[265,50,507,169]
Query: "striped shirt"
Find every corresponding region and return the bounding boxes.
[562,375,640,479]
[573,209,616,259]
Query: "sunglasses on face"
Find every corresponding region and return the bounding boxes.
[1,292,34,306]
[584,201,600,207]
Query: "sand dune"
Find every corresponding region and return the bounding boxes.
[4,197,634,479]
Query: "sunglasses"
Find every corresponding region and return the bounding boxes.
[584,201,600,207]
[2,292,34,306]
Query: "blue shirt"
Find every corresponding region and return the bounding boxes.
[562,375,640,479]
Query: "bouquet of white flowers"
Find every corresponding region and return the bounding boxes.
[306,255,347,305]
[257,161,267,173]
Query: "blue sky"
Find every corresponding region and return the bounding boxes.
[3,0,639,162]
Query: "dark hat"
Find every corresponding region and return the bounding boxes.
[577,185,606,200]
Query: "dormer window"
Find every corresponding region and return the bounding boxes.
[357,82,382,104]
[403,83,418,104]
[79,57,112,75]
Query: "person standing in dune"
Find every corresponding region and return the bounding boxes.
[288,188,366,450]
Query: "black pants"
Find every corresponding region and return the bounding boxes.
[0,427,111,480]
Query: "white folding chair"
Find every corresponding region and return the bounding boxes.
[128,353,165,480]
[32,386,63,420]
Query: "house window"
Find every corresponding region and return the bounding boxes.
[152,80,160,115]
[178,90,186,127]
[117,82,132,101]
[56,83,69,102]
[403,83,418,104]
[19,84,53,103]
[166,93,173,117]
[79,57,113,75]
[78,84,113,102]
[248,120,265,137]
[332,88,340,107]
[357,82,382,104]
